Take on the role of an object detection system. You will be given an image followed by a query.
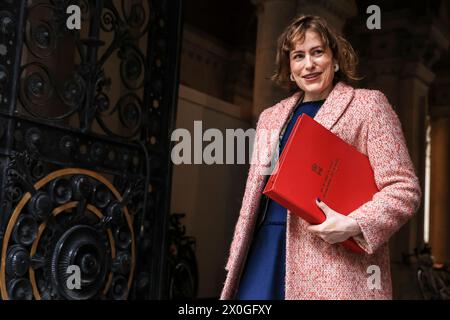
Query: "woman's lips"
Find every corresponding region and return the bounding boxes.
[303,72,321,81]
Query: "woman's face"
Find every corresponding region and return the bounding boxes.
[289,30,335,102]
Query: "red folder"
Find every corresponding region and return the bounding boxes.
[262,114,379,253]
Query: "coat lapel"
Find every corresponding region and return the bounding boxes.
[261,91,302,161]
[313,81,354,130]
[268,81,354,134]
[270,91,303,137]
[255,81,355,187]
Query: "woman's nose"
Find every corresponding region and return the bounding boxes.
[304,54,314,69]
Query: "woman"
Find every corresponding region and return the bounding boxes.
[221,15,422,300]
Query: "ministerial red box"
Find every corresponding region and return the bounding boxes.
[262,114,378,253]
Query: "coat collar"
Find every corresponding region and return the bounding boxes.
[256,82,355,173]
[276,81,355,131]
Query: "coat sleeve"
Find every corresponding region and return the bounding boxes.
[224,109,269,271]
[348,91,422,254]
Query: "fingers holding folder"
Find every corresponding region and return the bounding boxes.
[306,198,362,245]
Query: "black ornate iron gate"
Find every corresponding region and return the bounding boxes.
[0,0,182,300]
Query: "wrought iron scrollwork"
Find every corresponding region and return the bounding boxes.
[14,0,153,140]
[0,0,182,300]
[1,152,137,300]
[167,213,198,300]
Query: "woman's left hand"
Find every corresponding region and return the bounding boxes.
[306,198,362,244]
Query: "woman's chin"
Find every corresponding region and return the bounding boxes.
[301,81,333,99]
[302,86,324,97]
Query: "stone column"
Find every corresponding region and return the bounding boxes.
[429,74,450,263]
[251,0,297,126]
[428,0,450,264]
[296,0,357,33]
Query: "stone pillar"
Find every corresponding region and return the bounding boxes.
[429,74,450,263]
[396,62,436,252]
[296,0,357,33]
[429,0,450,264]
[251,0,297,126]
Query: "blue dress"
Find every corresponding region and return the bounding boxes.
[236,99,325,300]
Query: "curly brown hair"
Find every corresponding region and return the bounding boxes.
[272,15,360,93]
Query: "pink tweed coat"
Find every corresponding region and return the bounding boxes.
[221,82,422,300]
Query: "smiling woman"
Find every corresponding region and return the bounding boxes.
[289,31,335,102]
[221,15,422,300]
[272,15,360,96]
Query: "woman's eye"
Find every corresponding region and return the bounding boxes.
[293,54,304,60]
[313,50,323,56]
